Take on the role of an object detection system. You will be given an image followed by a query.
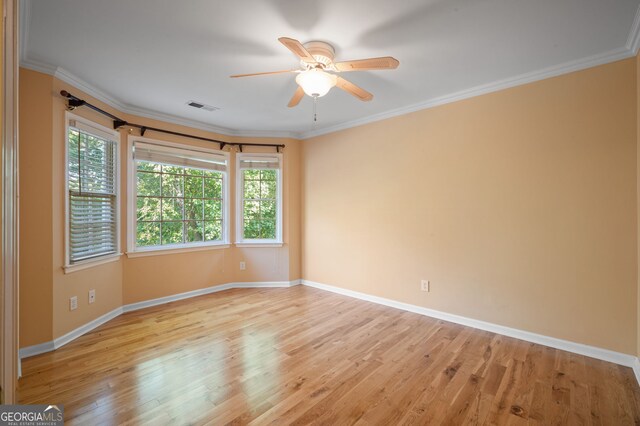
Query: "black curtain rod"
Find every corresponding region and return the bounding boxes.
[60,90,285,152]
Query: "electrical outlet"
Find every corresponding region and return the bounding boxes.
[70,296,78,311]
[89,289,96,304]
[421,280,430,292]
[240,261,246,270]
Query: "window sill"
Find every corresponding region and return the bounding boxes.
[126,243,231,258]
[64,253,123,274]
[235,242,283,248]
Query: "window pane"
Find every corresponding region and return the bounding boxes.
[162,165,184,175]
[184,198,204,221]
[243,169,260,180]
[243,218,260,239]
[204,200,222,220]
[204,177,222,199]
[260,169,277,181]
[79,134,115,194]
[137,171,161,196]
[260,220,277,239]
[137,197,161,222]
[68,131,80,191]
[261,179,276,199]
[137,161,161,172]
[185,221,204,243]
[204,220,222,241]
[161,221,183,245]
[162,198,183,221]
[185,176,203,198]
[162,173,183,198]
[244,179,260,199]
[244,200,260,221]
[261,200,277,221]
[137,221,160,247]
[185,168,203,176]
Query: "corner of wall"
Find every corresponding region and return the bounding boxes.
[636,51,640,359]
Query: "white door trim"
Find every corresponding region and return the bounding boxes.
[2,0,19,404]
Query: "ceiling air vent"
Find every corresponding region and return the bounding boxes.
[186,100,219,112]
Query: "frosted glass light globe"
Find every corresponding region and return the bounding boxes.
[295,69,337,97]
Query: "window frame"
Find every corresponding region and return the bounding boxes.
[235,152,283,246]
[64,112,122,273]
[126,135,231,256]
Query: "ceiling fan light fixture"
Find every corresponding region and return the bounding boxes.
[295,69,337,98]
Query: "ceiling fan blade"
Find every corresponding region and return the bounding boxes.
[334,57,399,72]
[336,76,373,101]
[278,37,317,63]
[230,70,297,78]
[288,86,305,108]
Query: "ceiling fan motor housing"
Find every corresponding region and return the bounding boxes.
[302,41,336,69]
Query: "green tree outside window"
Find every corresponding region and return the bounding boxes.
[136,161,224,247]
[242,169,277,240]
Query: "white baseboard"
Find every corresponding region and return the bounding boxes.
[19,340,54,359]
[122,283,234,313]
[122,280,300,312]
[301,280,638,371]
[19,307,123,359]
[20,280,300,359]
[233,280,301,289]
[633,357,640,386]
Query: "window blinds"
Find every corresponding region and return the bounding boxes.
[68,125,118,263]
[238,156,280,170]
[134,141,228,172]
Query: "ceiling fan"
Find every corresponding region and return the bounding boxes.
[231,37,399,107]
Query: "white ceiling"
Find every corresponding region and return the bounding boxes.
[21,0,640,138]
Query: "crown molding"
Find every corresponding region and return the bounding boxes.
[627,2,640,54]
[52,66,130,111]
[299,45,635,139]
[19,57,300,140]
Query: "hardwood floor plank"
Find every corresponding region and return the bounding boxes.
[17,286,640,425]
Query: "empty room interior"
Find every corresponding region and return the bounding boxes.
[3,0,640,424]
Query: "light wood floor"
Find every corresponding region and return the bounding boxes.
[18,286,640,425]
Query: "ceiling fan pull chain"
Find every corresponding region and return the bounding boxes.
[313,95,318,123]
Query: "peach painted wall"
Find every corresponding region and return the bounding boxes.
[19,68,301,346]
[19,70,54,347]
[302,58,638,355]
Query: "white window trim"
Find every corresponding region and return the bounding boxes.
[235,243,283,248]
[127,135,231,256]
[63,253,123,274]
[235,152,283,246]
[64,112,121,272]
[126,243,231,258]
